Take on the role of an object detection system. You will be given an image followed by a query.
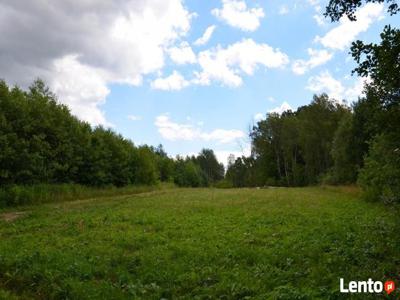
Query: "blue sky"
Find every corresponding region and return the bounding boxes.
[1,0,398,165]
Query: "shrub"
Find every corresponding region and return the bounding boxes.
[214,179,233,189]
[358,133,400,203]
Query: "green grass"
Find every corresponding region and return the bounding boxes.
[0,183,171,208]
[0,187,399,299]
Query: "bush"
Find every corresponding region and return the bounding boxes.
[358,133,400,203]
[214,179,233,189]
[173,159,205,187]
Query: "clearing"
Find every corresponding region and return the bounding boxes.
[0,187,398,299]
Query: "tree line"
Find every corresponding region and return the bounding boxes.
[1,0,398,205]
[0,80,224,192]
[226,94,351,187]
[226,0,400,203]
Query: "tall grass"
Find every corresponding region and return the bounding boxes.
[0,183,172,208]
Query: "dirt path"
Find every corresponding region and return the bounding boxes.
[0,211,27,222]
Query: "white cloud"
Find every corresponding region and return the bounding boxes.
[269,101,292,114]
[194,25,217,46]
[306,71,369,102]
[254,113,264,121]
[313,15,326,26]
[306,71,344,101]
[254,101,292,124]
[155,114,245,144]
[314,3,384,50]
[109,1,194,76]
[215,147,251,167]
[307,0,320,6]
[255,98,291,120]
[128,115,142,121]
[212,0,265,31]
[292,48,333,75]
[279,5,289,15]
[0,0,194,126]
[155,115,198,140]
[168,42,197,65]
[307,0,321,11]
[51,55,112,127]
[344,76,370,101]
[194,39,289,87]
[306,0,326,26]
[201,129,245,144]
[151,71,190,91]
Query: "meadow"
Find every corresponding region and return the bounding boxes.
[0,187,399,299]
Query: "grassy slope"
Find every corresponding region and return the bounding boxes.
[0,187,399,299]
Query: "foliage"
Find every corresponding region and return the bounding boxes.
[0,187,398,299]
[324,0,398,21]
[173,157,204,187]
[351,26,400,110]
[225,156,264,187]
[0,80,232,197]
[172,149,224,187]
[155,145,175,182]
[0,80,231,195]
[350,23,400,201]
[232,94,349,188]
[0,80,168,188]
[358,133,400,203]
[330,112,358,184]
[213,179,233,188]
[0,183,165,208]
[131,146,159,185]
[194,149,224,185]
[325,0,400,203]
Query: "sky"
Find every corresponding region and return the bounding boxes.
[1,0,398,166]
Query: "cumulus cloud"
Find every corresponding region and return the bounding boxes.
[254,102,292,120]
[151,71,190,91]
[314,3,384,50]
[306,71,369,102]
[194,39,289,87]
[167,42,197,65]
[254,113,264,121]
[306,71,345,101]
[155,114,245,144]
[0,0,194,126]
[212,0,265,31]
[51,55,112,126]
[292,48,333,75]
[269,102,292,114]
[128,115,142,121]
[194,25,217,46]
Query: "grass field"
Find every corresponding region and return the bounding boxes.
[0,187,399,299]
